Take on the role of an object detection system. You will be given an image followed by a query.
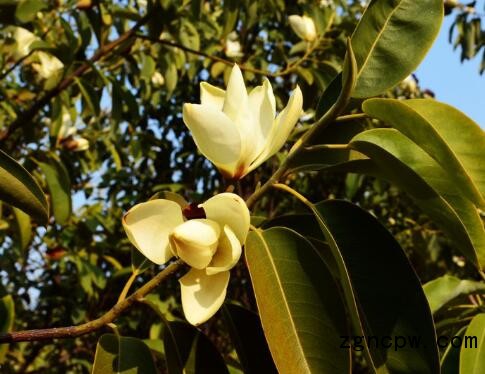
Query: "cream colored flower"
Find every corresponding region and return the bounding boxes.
[32,51,64,79]
[289,15,317,42]
[122,193,250,325]
[11,27,39,59]
[183,64,303,180]
[151,71,165,87]
[57,111,90,152]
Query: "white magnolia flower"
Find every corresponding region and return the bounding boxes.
[122,193,250,325]
[400,74,417,94]
[151,71,165,87]
[58,111,89,152]
[11,27,39,59]
[32,51,64,80]
[224,33,243,58]
[183,64,303,180]
[289,15,317,42]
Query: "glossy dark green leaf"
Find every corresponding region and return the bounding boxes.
[222,303,277,374]
[351,0,443,97]
[459,313,485,374]
[0,295,14,363]
[162,320,228,374]
[363,98,485,207]
[313,200,439,373]
[15,0,47,23]
[37,155,72,225]
[92,334,157,374]
[349,128,485,269]
[222,0,238,37]
[423,275,485,314]
[245,227,350,374]
[0,149,48,224]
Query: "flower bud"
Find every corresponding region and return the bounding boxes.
[289,15,317,42]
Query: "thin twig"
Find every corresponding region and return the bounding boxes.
[0,260,184,343]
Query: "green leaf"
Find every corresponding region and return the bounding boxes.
[222,0,238,37]
[0,295,14,363]
[15,0,47,23]
[351,0,443,98]
[423,275,485,314]
[0,149,48,224]
[12,206,32,254]
[37,155,72,225]
[222,303,277,374]
[162,321,228,374]
[441,326,466,374]
[245,227,350,374]
[313,200,440,373]
[349,128,485,269]
[363,98,485,207]
[459,313,485,374]
[92,334,157,374]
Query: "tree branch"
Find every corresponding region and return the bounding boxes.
[0,260,184,343]
[0,14,151,144]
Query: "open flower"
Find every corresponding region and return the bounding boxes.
[289,15,317,42]
[122,193,250,325]
[183,64,302,180]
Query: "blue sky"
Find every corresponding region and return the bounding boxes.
[416,8,484,126]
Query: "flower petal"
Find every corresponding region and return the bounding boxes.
[122,199,184,264]
[200,82,225,110]
[183,103,242,174]
[201,193,250,244]
[249,85,303,171]
[179,268,230,325]
[223,64,248,122]
[169,219,220,269]
[245,78,276,161]
[206,225,241,275]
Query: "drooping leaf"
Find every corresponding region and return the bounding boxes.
[423,275,485,314]
[162,320,228,374]
[12,206,32,254]
[363,98,485,207]
[349,128,485,269]
[245,227,350,374]
[222,303,277,374]
[459,313,485,374]
[37,155,72,225]
[92,334,157,374]
[0,295,14,363]
[351,0,443,97]
[0,149,48,224]
[15,0,47,23]
[312,200,440,373]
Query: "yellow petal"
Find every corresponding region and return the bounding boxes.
[206,225,241,275]
[200,82,225,110]
[122,199,184,264]
[182,103,241,174]
[289,15,316,41]
[249,85,303,172]
[169,219,220,269]
[223,64,248,122]
[246,78,276,161]
[179,268,230,325]
[201,193,250,244]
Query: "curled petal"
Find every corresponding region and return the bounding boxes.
[122,199,184,264]
[183,103,242,175]
[170,219,220,269]
[200,82,225,110]
[206,225,242,275]
[249,85,303,172]
[201,193,250,244]
[179,268,230,325]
